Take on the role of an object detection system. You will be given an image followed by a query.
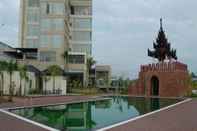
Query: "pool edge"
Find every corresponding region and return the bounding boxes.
[1,97,112,131]
[0,108,59,131]
[97,98,192,131]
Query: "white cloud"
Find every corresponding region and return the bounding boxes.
[0,0,197,77]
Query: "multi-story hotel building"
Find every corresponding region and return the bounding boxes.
[19,0,92,86]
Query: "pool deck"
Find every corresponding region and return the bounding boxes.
[108,98,197,131]
[0,96,197,131]
[0,95,98,131]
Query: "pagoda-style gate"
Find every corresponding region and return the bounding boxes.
[129,19,191,97]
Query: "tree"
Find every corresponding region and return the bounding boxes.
[43,73,50,94]
[87,57,96,87]
[46,65,63,93]
[19,65,29,96]
[62,50,69,71]
[6,60,18,102]
[87,57,96,72]
[0,61,8,96]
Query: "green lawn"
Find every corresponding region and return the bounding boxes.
[191,93,197,98]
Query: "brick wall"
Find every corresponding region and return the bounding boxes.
[129,61,190,97]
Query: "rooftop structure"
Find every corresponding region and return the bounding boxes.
[148,19,177,61]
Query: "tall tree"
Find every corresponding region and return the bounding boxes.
[19,65,29,96]
[87,57,96,72]
[46,65,63,93]
[43,73,50,94]
[62,50,69,71]
[87,57,96,87]
[6,60,18,102]
[0,61,8,96]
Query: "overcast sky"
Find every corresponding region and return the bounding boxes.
[0,0,197,78]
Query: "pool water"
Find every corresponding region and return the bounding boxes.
[10,96,182,131]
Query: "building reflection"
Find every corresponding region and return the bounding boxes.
[127,97,161,115]
[13,100,112,131]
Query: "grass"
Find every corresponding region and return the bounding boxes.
[191,93,197,98]
[70,87,104,95]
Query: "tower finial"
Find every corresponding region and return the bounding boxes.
[160,18,163,30]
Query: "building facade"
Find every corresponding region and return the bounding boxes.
[19,0,92,86]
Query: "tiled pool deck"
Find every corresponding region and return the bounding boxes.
[0,96,197,131]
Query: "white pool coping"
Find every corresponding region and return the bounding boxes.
[97,98,192,131]
[0,97,112,131]
[4,97,111,110]
[0,109,59,131]
[0,97,191,131]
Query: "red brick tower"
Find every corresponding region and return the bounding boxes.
[129,19,190,97]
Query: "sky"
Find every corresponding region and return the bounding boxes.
[0,0,197,79]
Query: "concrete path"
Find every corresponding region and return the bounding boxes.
[108,99,197,131]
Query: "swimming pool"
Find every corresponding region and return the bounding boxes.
[10,96,182,131]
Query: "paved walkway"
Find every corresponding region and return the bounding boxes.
[108,99,197,131]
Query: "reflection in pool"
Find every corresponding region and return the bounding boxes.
[10,96,182,131]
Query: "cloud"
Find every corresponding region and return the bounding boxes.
[93,0,197,78]
[0,0,196,78]
[0,0,19,47]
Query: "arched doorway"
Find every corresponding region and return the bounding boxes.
[151,76,159,96]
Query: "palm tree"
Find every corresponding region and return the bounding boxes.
[0,61,8,96]
[62,50,69,71]
[19,65,29,96]
[7,60,18,102]
[87,57,96,73]
[87,57,96,87]
[43,73,50,94]
[46,65,63,93]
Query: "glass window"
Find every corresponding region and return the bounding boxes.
[40,35,64,48]
[73,6,92,15]
[72,44,91,55]
[72,18,91,29]
[41,2,65,15]
[69,55,85,64]
[27,25,39,36]
[72,31,92,41]
[28,0,40,7]
[40,35,50,47]
[26,39,39,48]
[41,18,64,31]
[40,51,56,62]
[26,53,38,59]
[52,35,64,48]
[27,9,39,23]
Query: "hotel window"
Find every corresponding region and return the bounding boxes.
[40,35,63,48]
[41,18,64,31]
[26,39,39,48]
[69,55,85,64]
[74,6,92,15]
[42,2,64,15]
[27,9,39,23]
[72,44,91,55]
[72,31,92,41]
[40,51,56,62]
[72,18,92,29]
[28,0,40,7]
[40,35,50,47]
[27,25,39,36]
[51,35,64,48]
